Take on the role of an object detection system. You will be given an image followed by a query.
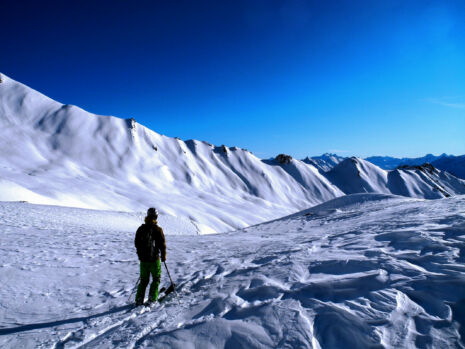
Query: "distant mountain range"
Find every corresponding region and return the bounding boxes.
[365,154,448,170]
[302,153,346,172]
[430,155,465,180]
[1,72,464,233]
[303,153,465,180]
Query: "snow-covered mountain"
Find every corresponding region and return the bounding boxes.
[432,155,465,180]
[366,153,448,170]
[300,153,465,182]
[302,153,346,172]
[366,154,465,180]
[1,73,465,233]
[326,157,465,199]
[364,155,405,170]
[1,74,465,347]
[0,73,343,233]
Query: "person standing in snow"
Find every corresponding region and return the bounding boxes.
[134,207,167,306]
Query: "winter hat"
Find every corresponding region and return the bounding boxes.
[147,207,158,218]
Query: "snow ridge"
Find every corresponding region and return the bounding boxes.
[1,73,465,233]
[303,153,346,172]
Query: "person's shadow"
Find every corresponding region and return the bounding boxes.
[0,304,133,336]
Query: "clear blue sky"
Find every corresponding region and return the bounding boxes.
[2,0,464,159]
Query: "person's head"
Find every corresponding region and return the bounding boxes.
[145,207,158,225]
[147,207,158,218]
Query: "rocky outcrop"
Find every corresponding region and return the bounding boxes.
[275,154,292,164]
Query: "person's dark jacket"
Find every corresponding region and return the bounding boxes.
[134,217,166,262]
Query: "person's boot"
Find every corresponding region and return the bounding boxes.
[135,296,144,306]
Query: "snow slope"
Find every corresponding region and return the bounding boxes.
[1,73,465,234]
[0,73,343,233]
[364,156,405,170]
[432,155,465,180]
[365,154,448,171]
[326,157,465,199]
[1,195,464,348]
[302,153,346,172]
[365,154,465,180]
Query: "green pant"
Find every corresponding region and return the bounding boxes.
[135,260,161,304]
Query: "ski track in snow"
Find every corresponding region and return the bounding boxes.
[1,194,465,348]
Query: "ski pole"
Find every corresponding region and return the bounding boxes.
[164,261,180,304]
[127,276,140,303]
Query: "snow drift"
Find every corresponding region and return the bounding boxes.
[0,195,464,348]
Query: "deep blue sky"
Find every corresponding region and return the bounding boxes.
[2,0,464,159]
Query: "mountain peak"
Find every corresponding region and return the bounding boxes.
[302,153,346,172]
[338,156,362,167]
[396,162,438,174]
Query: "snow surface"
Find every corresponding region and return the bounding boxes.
[1,194,464,348]
[365,154,465,180]
[365,154,448,171]
[432,155,465,180]
[0,73,343,234]
[1,73,465,234]
[326,158,465,199]
[302,153,346,172]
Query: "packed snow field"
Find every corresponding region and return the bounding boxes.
[1,194,464,348]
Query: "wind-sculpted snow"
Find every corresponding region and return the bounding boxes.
[0,195,464,348]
